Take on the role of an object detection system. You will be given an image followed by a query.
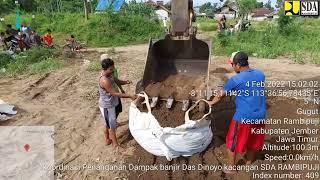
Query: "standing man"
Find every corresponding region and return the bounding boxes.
[218,15,227,32]
[209,51,266,174]
[99,58,135,152]
[0,32,6,50]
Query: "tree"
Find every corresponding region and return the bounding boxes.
[276,0,292,34]
[256,1,263,8]
[123,2,155,17]
[276,0,283,9]
[18,0,37,12]
[0,0,37,13]
[83,0,89,20]
[0,0,14,15]
[164,2,171,9]
[264,0,272,9]
[223,0,231,7]
[236,0,257,19]
[199,2,212,13]
[199,2,217,17]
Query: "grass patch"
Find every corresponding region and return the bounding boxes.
[87,60,101,72]
[0,53,13,68]
[1,12,164,47]
[213,18,320,64]
[197,18,218,32]
[0,48,62,77]
[292,51,305,64]
[29,58,63,75]
[310,51,320,65]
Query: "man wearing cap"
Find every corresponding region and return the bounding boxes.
[209,51,266,174]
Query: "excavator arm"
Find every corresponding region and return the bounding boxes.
[169,0,195,38]
[137,0,211,110]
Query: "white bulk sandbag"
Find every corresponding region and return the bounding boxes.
[129,92,213,161]
[0,99,17,122]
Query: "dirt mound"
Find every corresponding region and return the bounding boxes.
[210,68,231,73]
[145,74,206,100]
[150,102,185,127]
[189,102,210,120]
[138,72,210,128]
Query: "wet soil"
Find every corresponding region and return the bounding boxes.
[144,74,206,100]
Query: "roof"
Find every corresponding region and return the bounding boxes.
[146,0,170,13]
[251,8,272,17]
[146,0,157,6]
[216,1,238,12]
[156,1,164,5]
[219,6,237,14]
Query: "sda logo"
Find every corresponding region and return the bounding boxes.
[285,0,319,16]
[301,1,319,16]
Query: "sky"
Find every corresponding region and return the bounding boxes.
[127,0,277,7]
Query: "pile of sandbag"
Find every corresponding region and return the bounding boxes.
[129,92,213,161]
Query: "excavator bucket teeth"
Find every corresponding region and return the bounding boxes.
[137,37,211,101]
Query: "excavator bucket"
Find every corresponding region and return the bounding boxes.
[137,37,211,101]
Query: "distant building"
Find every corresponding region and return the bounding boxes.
[156,1,164,6]
[155,9,169,27]
[146,0,170,14]
[146,1,170,27]
[267,11,280,20]
[146,0,157,6]
[196,12,207,18]
[249,8,273,21]
[196,12,214,19]
[215,2,238,20]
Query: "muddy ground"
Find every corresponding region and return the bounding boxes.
[144,74,206,100]
[0,44,319,180]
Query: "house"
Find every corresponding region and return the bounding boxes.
[196,12,215,19]
[146,1,170,27]
[249,8,273,21]
[155,9,169,20]
[146,0,170,14]
[267,11,280,19]
[215,2,238,20]
[197,13,207,18]
[156,1,164,6]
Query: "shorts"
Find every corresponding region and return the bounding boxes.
[99,99,122,130]
[226,119,265,153]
